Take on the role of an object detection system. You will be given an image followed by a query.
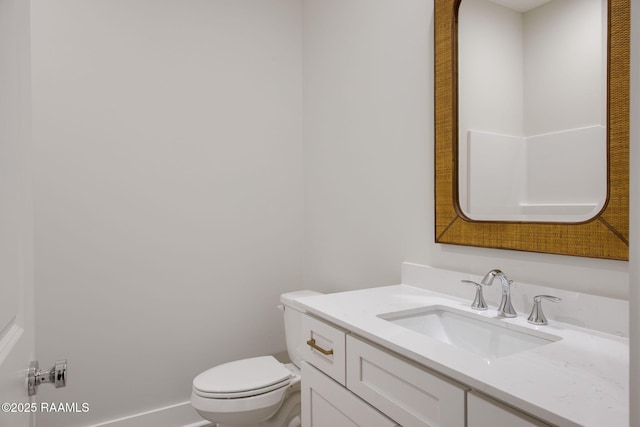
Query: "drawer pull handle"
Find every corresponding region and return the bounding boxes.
[306,339,334,355]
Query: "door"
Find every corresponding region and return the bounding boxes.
[346,335,467,427]
[301,362,398,427]
[0,0,36,426]
[467,392,551,427]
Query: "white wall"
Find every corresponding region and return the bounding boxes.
[459,0,605,136]
[30,1,303,426]
[303,0,629,299]
[458,0,524,216]
[523,0,605,134]
[458,0,524,136]
[303,0,432,292]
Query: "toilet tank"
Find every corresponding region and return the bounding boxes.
[280,290,322,368]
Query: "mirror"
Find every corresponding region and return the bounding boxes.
[458,0,607,222]
[434,0,629,259]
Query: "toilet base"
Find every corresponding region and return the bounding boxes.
[215,390,300,427]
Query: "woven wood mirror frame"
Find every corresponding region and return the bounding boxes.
[434,0,629,260]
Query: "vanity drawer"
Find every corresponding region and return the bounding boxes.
[346,335,467,427]
[301,314,347,385]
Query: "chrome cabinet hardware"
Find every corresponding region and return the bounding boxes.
[528,295,561,325]
[28,359,67,396]
[461,280,488,310]
[306,339,334,356]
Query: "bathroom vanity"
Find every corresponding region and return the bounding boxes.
[295,272,628,427]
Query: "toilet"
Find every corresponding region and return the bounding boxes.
[191,290,320,427]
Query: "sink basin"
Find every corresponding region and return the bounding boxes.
[378,305,561,359]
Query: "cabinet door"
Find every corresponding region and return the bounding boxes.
[468,392,551,427]
[347,335,467,427]
[301,362,398,427]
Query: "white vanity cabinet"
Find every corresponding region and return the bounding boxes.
[467,392,551,427]
[301,314,466,427]
[300,313,552,427]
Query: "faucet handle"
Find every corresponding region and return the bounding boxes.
[461,280,488,310]
[527,295,562,325]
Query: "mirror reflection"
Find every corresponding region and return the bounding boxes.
[457,0,607,222]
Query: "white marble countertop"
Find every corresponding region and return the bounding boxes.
[296,285,629,427]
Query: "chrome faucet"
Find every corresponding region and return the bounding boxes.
[481,269,517,318]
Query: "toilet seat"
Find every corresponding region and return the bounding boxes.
[193,356,293,399]
[191,357,301,426]
[193,376,291,399]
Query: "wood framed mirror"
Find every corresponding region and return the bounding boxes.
[434,0,629,260]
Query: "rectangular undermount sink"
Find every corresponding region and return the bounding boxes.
[378,305,561,359]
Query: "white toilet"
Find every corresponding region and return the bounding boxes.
[191,290,320,427]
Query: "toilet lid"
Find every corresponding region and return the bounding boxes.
[193,356,292,396]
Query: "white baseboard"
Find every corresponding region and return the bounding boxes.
[86,401,212,427]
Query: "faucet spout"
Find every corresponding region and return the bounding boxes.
[481,269,517,318]
[480,269,501,286]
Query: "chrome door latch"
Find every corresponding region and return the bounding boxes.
[27,359,67,396]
